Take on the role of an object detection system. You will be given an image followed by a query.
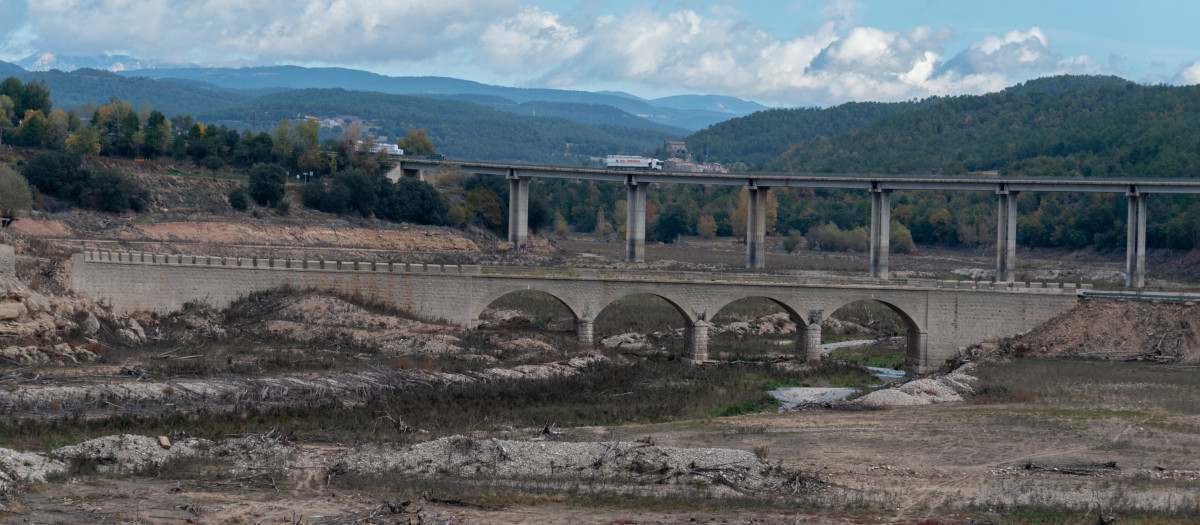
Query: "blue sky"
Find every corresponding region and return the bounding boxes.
[1,0,1197,106]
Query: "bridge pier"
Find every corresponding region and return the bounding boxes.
[904,329,928,376]
[626,181,647,263]
[746,186,768,269]
[869,186,891,279]
[576,317,594,345]
[401,168,423,181]
[686,320,711,362]
[508,173,530,248]
[1126,191,1147,288]
[996,188,1019,282]
[797,322,823,362]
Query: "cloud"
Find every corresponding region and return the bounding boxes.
[1,0,1111,106]
[1177,60,1200,85]
[479,6,584,74]
[18,0,523,64]
[941,27,1097,77]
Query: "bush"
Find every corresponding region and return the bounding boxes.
[891,220,915,254]
[20,152,148,214]
[0,165,32,219]
[247,163,286,207]
[782,230,806,252]
[228,188,248,211]
[807,222,869,252]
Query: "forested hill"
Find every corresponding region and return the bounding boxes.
[682,100,932,167]
[196,88,680,163]
[769,76,1200,178]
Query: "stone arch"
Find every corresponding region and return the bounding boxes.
[820,297,927,375]
[593,291,697,325]
[708,295,803,325]
[706,294,806,361]
[471,286,583,323]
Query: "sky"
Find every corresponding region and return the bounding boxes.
[1,0,1198,107]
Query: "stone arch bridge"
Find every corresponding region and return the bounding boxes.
[71,251,1081,374]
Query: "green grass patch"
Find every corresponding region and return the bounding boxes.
[0,361,843,451]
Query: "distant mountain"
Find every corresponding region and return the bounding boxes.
[27,68,253,116]
[17,53,195,73]
[423,94,689,135]
[650,94,769,115]
[119,65,762,130]
[194,88,680,164]
[0,60,24,76]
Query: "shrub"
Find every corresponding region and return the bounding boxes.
[228,188,248,211]
[807,222,869,252]
[0,165,32,219]
[782,230,806,253]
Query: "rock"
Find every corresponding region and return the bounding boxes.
[127,319,146,340]
[158,436,172,450]
[82,313,101,335]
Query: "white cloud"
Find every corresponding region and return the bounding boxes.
[1177,60,1200,85]
[479,6,585,74]
[19,0,522,64]
[941,27,1096,77]
[0,0,1115,106]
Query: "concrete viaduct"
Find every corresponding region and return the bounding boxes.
[395,160,1200,288]
[71,250,1082,374]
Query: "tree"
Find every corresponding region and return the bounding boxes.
[654,203,689,244]
[697,214,717,241]
[730,189,748,240]
[466,187,503,232]
[248,163,287,207]
[0,165,32,222]
[200,156,225,178]
[552,211,569,239]
[65,128,101,165]
[595,209,612,241]
[397,128,435,156]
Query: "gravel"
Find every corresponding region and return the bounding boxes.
[332,435,783,494]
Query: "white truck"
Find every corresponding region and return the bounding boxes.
[606,155,664,170]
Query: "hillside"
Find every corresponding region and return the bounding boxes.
[769,76,1200,177]
[196,88,681,163]
[682,100,931,167]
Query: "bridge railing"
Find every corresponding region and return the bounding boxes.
[81,250,1087,293]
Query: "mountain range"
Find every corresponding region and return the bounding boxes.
[4,54,768,131]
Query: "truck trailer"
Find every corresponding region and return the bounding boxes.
[605,155,664,170]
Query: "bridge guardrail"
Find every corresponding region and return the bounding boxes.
[82,250,1089,294]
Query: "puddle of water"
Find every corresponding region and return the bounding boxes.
[769,363,907,410]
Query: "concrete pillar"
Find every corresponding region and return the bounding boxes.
[797,322,823,362]
[905,329,927,376]
[402,168,423,181]
[995,189,1019,283]
[1125,191,1147,289]
[869,187,891,279]
[626,182,647,263]
[507,175,530,248]
[686,320,711,363]
[576,317,594,345]
[745,186,768,269]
